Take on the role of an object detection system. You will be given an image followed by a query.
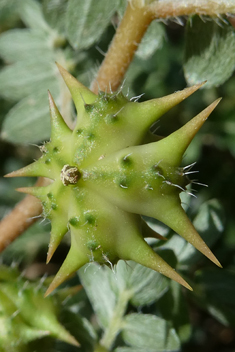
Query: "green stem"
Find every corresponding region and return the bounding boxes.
[99,290,132,351]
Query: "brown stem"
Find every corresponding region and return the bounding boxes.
[0,178,48,252]
[229,16,235,29]
[91,2,154,93]
[148,0,235,17]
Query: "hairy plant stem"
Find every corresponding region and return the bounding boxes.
[148,0,235,17]
[0,178,49,252]
[98,290,132,351]
[91,2,153,93]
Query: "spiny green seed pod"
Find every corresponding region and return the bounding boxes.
[6,63,222,295]
[0,265,79,351]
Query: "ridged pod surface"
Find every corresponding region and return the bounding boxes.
[6,64,222,295]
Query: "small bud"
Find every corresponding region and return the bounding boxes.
[60,165,81,186]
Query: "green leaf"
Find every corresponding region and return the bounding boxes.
[129,265,169,307]
[122,314,181,351]
[128,249,177,306]
[108,252,175,307]
[116,0,127,18]
[59,309,97,352]
[194,199,224,235]
[193,268,235,327]
[178,199,224,266]
[0,59,57,101]
[42,0,68,34]
[157,235,186,261]
[143,216,170,238]
[19,0,50,32]
[125,40,179,100]
[157,281,191,343]
[0,0,20,24]
[0,21,73,144]
[78,263,116,329]
[115,259,169,307]
[0,29,53,63]
[184,16,235,88]
[108,260,133,296]
[1,91,58,144]
[66,0,118,50]
[136,21,165,60]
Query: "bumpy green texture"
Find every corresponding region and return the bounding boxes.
[0,265,79,351]
[7,64,221,295]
